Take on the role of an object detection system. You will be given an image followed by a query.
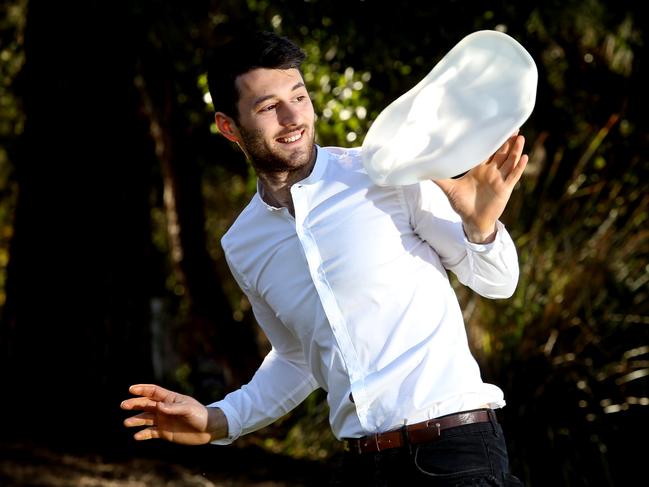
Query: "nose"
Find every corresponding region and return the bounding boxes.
[277,102,300,126]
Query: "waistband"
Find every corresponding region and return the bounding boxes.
[344,408,496,455]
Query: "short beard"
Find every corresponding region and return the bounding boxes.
[238,124,315,174]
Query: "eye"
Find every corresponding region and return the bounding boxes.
[261,103,277,112]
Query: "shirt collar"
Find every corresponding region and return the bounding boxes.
[300,144,327,185]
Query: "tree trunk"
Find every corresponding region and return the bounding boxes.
[0,1,155,443]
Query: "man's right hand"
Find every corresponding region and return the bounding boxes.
[120,384,228,445]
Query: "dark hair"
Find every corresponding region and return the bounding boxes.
[207,31,306,120]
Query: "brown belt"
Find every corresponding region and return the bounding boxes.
[344,409,493,454]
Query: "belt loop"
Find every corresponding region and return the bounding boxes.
[374,432,381,452]
[487,408,499,437]
[401,422,412,455]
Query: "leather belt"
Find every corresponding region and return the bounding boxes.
[344,409,493,455]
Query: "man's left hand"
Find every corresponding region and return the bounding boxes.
[434,134,528,243]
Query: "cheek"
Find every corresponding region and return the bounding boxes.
[242,119,274,140]
[238,124,266,150]
[307,100,315,116]
[302,103,316,124]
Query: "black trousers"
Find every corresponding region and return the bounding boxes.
[330,416,524,486]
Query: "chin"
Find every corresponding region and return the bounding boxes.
[281,139,314,164]
[298,145,317,167]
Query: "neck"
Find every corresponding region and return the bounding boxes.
[257,147,317,216]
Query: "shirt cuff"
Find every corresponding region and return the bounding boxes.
[463,220,507,253]
[206,401,242,445]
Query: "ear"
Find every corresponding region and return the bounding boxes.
[215,112,241,143]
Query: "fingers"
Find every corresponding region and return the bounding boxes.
[121,397,159,412]
[133,426,161,441]
[122,408,159,441]
[487,132,519,165]
[124,412,155,428]
[499,135,526,176]
[128,384,175,401]
[506,154,528,185]
[121,384,179,413]
[121,395,192,418]
[497,135,516,156]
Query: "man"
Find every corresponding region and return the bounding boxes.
[121,31,526,486]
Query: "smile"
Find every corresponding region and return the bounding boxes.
[277,130,304,144]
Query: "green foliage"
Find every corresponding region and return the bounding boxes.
[304,60,372,148]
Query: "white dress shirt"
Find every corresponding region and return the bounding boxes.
[210,145,518,443]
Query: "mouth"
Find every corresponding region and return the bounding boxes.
[276,129,305,145]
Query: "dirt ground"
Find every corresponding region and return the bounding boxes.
[0,439,335,487]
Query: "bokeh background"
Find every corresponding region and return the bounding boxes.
[0,1,647,485]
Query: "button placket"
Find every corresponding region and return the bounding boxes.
[290,184,369,429]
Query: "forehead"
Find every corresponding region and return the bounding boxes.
[235,68,305,102]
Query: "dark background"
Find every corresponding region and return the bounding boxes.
[0,1,647,485]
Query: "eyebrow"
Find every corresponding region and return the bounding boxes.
[252,82,306,107]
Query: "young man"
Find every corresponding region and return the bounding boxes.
[122,31,526,486]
